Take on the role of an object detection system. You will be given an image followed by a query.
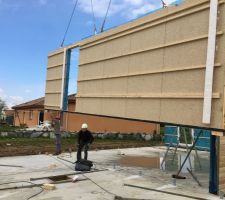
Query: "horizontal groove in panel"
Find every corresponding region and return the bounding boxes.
[45,92,62,94]
[80,1,225,49]
[45,105,61,108]
[76,93,220,99]
[47,63,64,69]
[79,32,223,66]
[48,47,65,57]
[78,63,221,82]
[80,1,217,49]
[46,78,62,81]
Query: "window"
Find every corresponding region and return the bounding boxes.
[29,110,33,120]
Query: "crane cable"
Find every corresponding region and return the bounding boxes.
[60,0,166,45]
[100,0,112,33]
[60,0,79,47]
[160,0,167,8]
[90,0,98,34]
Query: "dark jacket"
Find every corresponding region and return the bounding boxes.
[77,130,94,145]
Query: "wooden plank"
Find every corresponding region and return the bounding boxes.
[78,64,221,82]
[79,32,223,66]
[76,93,220,99]
[212,131,225,136]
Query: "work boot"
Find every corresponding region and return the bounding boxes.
[53,152,61,156]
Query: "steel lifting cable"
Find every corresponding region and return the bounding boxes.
[91,0,98,34]
[160,0,167,8]
[0,180,44,200]
[101,0,112,32]
[60,0,79,47]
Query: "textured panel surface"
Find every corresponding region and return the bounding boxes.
[76,0,225,130]
[45,50,65,110]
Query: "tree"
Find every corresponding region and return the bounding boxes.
[0,98,6,121]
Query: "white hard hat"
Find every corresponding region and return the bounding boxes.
[81,123,88,129]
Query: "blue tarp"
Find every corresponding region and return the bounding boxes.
[164,126,210,151]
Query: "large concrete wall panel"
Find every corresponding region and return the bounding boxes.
[161,69,205,93]
[47,52,64,67]
[45,80,62,93]
[76,0,225,131]
[163,40,208,68]
[47,66,64,80]
[165,8,209,42]
[125,99,161,121]
[45,50,66,110]
[130,24,165,51]
[127,74,162,94]
[45,93,61,109]
[78,62,104,80]
[128,50,164,73]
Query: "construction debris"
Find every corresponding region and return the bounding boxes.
[42,183,56,190]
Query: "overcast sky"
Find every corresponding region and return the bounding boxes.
[0,0,181,108]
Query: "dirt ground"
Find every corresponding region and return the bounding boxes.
[0,138,162,157]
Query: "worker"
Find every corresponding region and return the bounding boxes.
[52,115,62,155]
[76,123,94,161]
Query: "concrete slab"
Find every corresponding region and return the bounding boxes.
[0,147,219,200]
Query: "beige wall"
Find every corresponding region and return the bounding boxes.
[76,0,225,130]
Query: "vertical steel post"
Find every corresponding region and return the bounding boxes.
[209,135,218,194]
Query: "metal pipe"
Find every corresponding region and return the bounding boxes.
[0,179,88,191]
[160,137,172,168]
[171,143,178,165]
[192,132,202,170]
[114,196,153,200]
[183,127,193,170]
[174,130,202,177]
[30,169,108,181]
[124,184,206,200]
[0,164,23,168]
[187,167,202,186]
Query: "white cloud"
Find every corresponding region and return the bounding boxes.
[77,0,179,20]
[0,88,7,100]
[164,0,179,4]
[127,3,156,19]
[7,96,24,109]
[78,0,123,18]
[123,0,145,6]
[0,88,24,108]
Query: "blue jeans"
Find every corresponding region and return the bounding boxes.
[55,134,61,154]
